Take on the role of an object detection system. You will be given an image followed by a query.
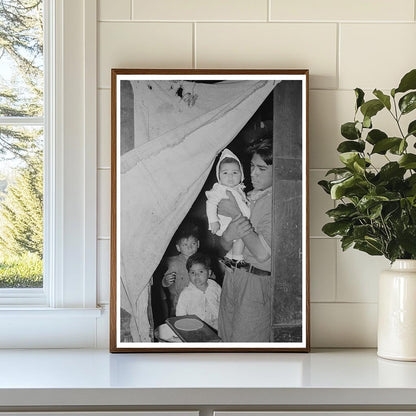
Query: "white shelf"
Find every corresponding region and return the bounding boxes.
[0,348,415,409]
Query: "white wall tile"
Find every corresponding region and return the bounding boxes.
[98,22,193,89]
[98,169,111,239]
[336,244,390,302]
[95,5,415,348]
[307,89,356,171]
[309,170,334,237]
[132,0,267,21]
[98,89,111,168]
[310,238,336,302]
[340,24,416,90]
[196,23,338,89]
[311,302,377,347]
[97,239,110,304]
[271,0,414,22]
[98,0,131,21]
[309,90,352,169]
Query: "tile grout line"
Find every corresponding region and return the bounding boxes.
[268,0,271,22]
[311,301,378,305]
[193,22,197,69]
[309,235,339,239]
[130,0,133,20]
[98,19,415,24]
[336,22,340,90]
[333,230,339,303]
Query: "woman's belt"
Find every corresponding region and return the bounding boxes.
[221,258,271,276]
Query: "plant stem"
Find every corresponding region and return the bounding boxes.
[390,97,406,139]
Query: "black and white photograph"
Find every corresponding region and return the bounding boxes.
[110,69,309,352]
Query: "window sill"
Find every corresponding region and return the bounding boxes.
[0,306,102,316]
[0,307,104,348]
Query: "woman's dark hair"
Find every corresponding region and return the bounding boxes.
[186,252,211,271]
[247,137,273,165]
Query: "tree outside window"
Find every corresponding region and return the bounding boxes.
[0,0,44,288]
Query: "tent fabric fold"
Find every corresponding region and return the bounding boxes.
[120,79,278,341]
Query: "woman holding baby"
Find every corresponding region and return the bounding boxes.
[215,137,273,342]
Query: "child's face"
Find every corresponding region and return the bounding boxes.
[219,161,242,188]
[176,236,199,258]
[188,262,211,291]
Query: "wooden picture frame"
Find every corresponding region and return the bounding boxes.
[110,69,310,352]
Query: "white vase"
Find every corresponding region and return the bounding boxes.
[378,259,416,361]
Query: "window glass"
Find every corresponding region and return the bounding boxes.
[0,0,44,289]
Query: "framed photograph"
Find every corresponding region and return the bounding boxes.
[110,69,310,352]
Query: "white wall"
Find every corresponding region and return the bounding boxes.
[96,0,416,347]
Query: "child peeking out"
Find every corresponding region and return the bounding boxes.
[162,225,200,316]
[176,252,221,330]
[205,148,250,262]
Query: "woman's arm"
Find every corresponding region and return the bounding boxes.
[221,218,270,262]
[219,191,271,262]
[220,215,252,252]
[241,231,270,263]
[217,191,243,219]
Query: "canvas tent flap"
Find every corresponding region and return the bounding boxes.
[120,79,278,341]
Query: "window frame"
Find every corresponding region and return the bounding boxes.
[0,0,100,348]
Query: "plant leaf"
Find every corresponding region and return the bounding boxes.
[339,152,360,166]
[352,228,376,242]
[326,203,357,220]
[360,99,384,119]
[355,88,365,111]
[390,139,408,155]
[325,167,351,176]
[330,176,357,199]
[322,221,351,237]
[373,89,391,110]
[357,195,389,212]
[366,129,387,145]
[318,180,331,194]
[330,175,369,200]
[395,69,416,94]
[341,235,355,251]
[399,139,407,154]
[407,120,416,137]
[354,241,383,256]
[341,122,360,140]
[338,152,370,176]
[371,137,402,154]
[353,158,366,174]
[386,240,403,262]
[369,203,383,219]
[378,162,406,181]
[399,91,416,115]
[398,227,416,255]
[337,140,365,153]
[363,115,372,129]
[399,154,416,169]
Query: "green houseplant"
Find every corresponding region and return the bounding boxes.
[319,69,416,361]
[319,69,416,262]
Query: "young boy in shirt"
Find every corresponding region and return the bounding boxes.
[176,252,221,330]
